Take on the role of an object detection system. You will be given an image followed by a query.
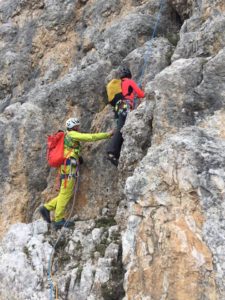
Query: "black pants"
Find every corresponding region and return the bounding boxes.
[107,112,127,159]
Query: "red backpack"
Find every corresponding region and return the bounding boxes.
[47,131,65,168]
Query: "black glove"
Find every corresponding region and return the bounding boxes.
[78,156,84,165]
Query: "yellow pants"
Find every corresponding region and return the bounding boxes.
[44,178,76,222]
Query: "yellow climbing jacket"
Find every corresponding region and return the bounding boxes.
[64,130,110,158]
[61,130,111,175]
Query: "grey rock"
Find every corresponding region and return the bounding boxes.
[173,13,225,60]
[105,242,119,261]
[92,227,105,243]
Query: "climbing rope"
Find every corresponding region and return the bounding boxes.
[138,0,165,86]
[47,164,80,300]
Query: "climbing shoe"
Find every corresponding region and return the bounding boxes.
[53,219,75,230]
[107,153,118,167]
[39,206,51,223]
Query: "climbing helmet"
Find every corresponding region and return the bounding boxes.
[66,117,80,129]
[119,66,132,79]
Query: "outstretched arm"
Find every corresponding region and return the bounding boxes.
[130,80,145,98]
[68,131,112,142]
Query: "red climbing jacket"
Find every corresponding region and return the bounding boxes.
[121,78,145,108]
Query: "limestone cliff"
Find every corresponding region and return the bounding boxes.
[0,0,225,299]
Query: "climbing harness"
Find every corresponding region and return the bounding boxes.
[115,99,132,118]
[47,163,80,300]
[62,156,78,188]
[138,0,165,86]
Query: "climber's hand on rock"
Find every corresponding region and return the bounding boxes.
[108,130,115,137]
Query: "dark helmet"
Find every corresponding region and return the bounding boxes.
[119,66,132,79]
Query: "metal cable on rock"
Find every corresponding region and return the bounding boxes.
[138,0,165,86]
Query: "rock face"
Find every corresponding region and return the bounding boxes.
[1,0,225,299]
[0,219,123,300]
[124,128,225,299]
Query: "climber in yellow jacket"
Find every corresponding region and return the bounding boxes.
[40,117,113,230]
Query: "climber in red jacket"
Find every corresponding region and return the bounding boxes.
[107,66,145,166]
